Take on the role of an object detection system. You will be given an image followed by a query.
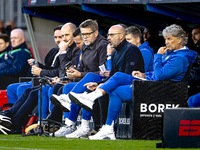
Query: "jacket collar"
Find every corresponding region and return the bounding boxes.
[12,42,27,50]
[68,42,76,51]
[82,34,105,52]
[115,39,127,52]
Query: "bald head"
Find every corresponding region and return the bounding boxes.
[110,25,125,35]
[62,23,76,33]
[10,28,25,48]
[61,22,77,46]
[107,24,126,48]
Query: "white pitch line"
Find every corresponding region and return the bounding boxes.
[0,147,54,150]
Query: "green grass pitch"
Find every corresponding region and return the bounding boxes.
[0,134,198,150]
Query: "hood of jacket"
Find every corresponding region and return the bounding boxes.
[172,46,197,64]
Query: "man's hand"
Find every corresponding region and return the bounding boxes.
[84,82,98,91]
[31,66,42,76]
[107,44,114,55]
[157,46,169,55]
[28,59,37,66]
[132,71,146,78]
[59,40,72,53]
[60,80,71,84]
[100,70,110,77]
[49,77,60,86]
[66,68,81,79]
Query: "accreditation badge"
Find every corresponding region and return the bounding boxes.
[4,53,8,60]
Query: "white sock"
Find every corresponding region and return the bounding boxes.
[105,121,114,131]
[65,118,75,127]
[81,119,90,128]
[87,89,103,101]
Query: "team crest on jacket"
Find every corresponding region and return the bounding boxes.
[165,56,169,60]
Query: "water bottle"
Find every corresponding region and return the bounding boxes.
[31,60,38,76]
[32,60,38,67]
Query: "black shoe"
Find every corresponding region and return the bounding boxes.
[0,110,12,135]
[0,109,12,118]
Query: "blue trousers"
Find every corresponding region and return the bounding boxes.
[63,83,79,121]
[38,85,51,120]
[68,73,104,122]
[63,82,102,131]
[188,92,200,107]
[7,82,32,104]
[48,86,54,111]
[47,84,64,122]
[99,72,134,125]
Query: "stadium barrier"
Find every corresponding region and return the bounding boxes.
[116,80,188,140]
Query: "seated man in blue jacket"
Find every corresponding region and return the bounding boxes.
[0,28,32,77]
[68,24,197,140]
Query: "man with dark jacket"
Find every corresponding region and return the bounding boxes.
[31,23,80,78]
[0,29,32,77]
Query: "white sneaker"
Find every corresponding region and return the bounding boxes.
[89,125,116,140]
[69,92,94,111]
[54,125,76,137]
[50,94,71,112]
[0,114,12,135]
[65,126,90,138]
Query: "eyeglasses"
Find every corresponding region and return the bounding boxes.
[107,33,121,38]
[81,30,96,37]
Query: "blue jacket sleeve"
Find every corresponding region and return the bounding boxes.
[153,54,183,81]
[105,57,112,71]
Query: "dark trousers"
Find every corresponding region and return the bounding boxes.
[91,94,109,131]
[10,86,39,130]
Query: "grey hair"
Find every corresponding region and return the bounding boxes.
[162,24,188,46]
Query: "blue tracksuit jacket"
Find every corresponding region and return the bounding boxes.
[145,46,197,81]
